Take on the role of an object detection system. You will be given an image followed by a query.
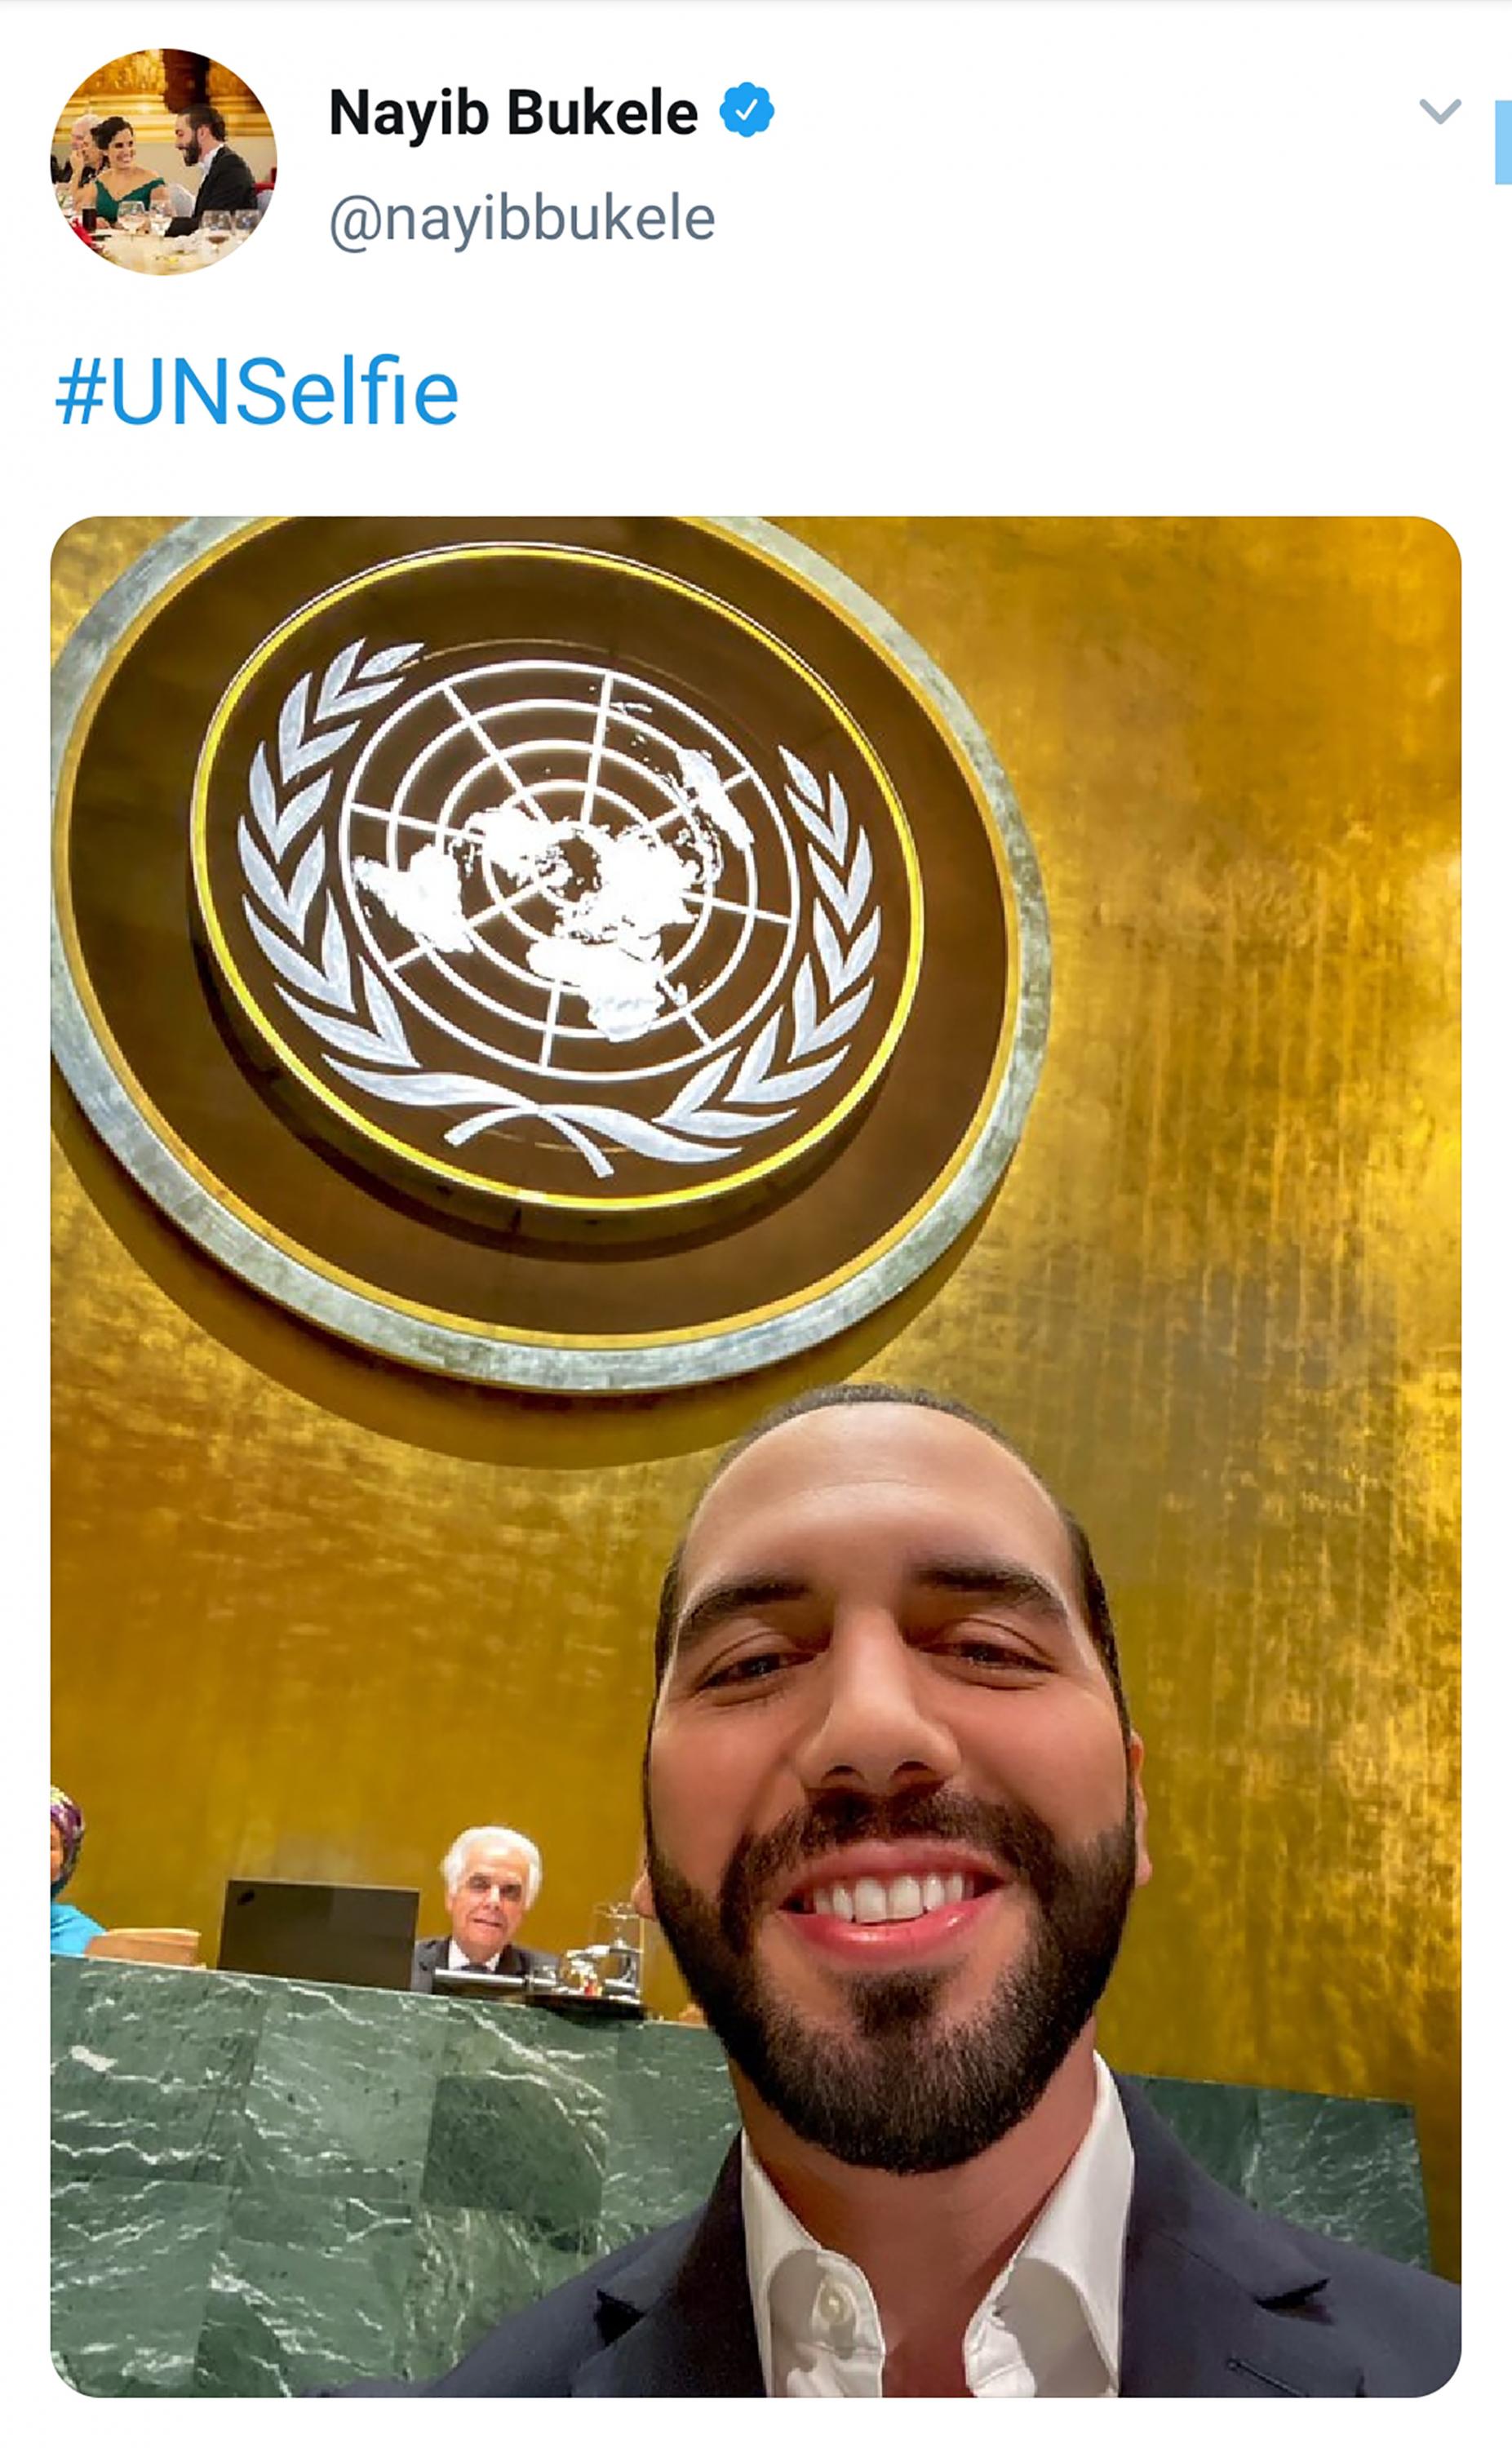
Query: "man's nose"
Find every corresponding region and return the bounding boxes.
[789,1614,961,1796]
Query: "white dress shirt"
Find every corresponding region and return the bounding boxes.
[445,1938,507,1974]
[741,2051,1133,2397]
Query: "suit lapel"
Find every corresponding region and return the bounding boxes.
[569,2087,1369,2398]
[1115,2079,1364,2397]
[572,2149,763,2397]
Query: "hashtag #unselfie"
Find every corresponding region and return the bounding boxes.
[54,355,459,428]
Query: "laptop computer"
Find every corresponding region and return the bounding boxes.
[216,1878,419,1990]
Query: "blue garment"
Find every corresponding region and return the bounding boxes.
[51,1899,103,1957]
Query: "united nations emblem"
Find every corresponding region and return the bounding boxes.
[53,520,1049,1389]
[194,553,920,1209]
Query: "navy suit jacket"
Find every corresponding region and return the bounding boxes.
[329,2076,1458,2396]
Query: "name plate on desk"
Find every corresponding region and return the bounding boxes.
[430,1965,645,2020]
[429,1966,531,2002]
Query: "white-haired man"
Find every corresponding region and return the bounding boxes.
[64,114,104,196]
[410,1825,556,1992]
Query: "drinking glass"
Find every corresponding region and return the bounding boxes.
[201,211,232,248]
[118,202,148,239]
[55,183,74,215]
[232,210,259,239]
[147,204,171,239]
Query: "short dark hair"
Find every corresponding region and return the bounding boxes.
[92,117,133,154]
[652,1382,1132,1738]
[182,104,227,144]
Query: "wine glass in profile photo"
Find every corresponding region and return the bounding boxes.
[118,201,147,240]
[147,201,171,239]
[201,210,233,249]
[55,182,75,217]
[232,209,258,242]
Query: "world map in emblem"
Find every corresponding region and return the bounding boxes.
[193,554,923,1210]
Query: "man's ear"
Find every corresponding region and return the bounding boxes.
[1127,1732,1153,1889]
[629,1858,658,1921]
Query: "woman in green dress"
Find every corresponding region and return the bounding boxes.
[76,117,167,224]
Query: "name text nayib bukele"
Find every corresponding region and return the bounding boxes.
[331,87,698,145]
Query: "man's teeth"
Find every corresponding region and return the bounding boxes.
[805,1871,973,1922]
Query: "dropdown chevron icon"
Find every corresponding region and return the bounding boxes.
[1420,99,1461,123]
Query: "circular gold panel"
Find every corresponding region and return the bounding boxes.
[189,544,922,1214]
[52,517,1048,1388]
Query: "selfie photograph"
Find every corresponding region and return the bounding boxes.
[49,510,1461,2397]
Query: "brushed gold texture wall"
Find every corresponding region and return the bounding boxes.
[52,517,1461,2273]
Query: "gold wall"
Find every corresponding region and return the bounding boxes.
[51,518,1461,2272]
[51,55,276,181]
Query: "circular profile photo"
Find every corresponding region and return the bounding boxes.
[51,48,273,275]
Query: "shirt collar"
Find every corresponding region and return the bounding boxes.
[446,1937,503,1973]
[741,2051,1133,2397]
[1000,2050,1132,2383]
[741,2133,885,2394]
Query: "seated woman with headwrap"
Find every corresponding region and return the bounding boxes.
[50,1787,104,1957]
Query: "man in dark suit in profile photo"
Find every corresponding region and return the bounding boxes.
[335,1386,1460,2397]
[167,104,259,235]
[410,1825,557,1991]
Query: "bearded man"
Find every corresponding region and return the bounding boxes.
[339,1384,1459,2396]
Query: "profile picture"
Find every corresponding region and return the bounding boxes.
[52,48,273,274]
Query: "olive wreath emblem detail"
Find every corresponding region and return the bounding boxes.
[235,641,883,1179]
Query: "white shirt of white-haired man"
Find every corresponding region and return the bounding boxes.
[410,1825,553,1991]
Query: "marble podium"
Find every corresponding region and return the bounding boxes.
[51,1958,1435,2397]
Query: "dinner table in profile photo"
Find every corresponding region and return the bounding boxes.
[51,82,272,276]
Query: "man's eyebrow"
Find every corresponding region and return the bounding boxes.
[670,1574,811,1661]
[912,1560,1074,1631]
[670,1562,1074,1660]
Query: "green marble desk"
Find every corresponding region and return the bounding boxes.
[51,1957,1434,2397]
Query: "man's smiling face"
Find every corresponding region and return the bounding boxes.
[639,1402,1151,2171]
[447,1842,531,1964]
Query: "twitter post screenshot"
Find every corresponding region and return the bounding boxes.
[16,0,1492,2426]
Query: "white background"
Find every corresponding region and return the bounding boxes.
[13,0,1497,2432]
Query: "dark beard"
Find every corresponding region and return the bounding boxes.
[645,1783,1137,2175]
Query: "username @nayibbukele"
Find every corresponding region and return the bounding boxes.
[329,191,715,254]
